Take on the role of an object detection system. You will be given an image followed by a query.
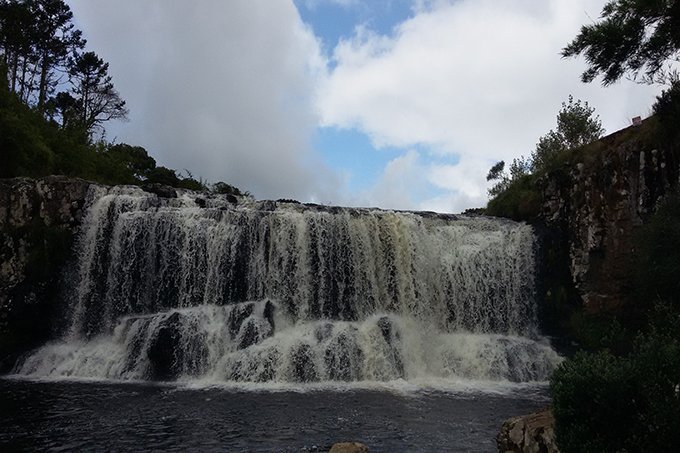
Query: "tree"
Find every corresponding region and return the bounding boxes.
[0,0,84,109]
[52,90,78,127]
[146,166,181,186]
[487,157,532,197]
[32,0,84,111]
[486,161,505,182]
[68,51,128,137]
[213,181,248,197]
[106,143,156,180]
[563,0,680,85]
[531,95,604,173]
[0,0,37,100]
[486,96,603,220]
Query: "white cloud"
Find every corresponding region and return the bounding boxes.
[67,0,339,201]
[359,149,424,209]
[318,0,663,212]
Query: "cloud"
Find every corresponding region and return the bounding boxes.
[358,149,425,209]
[67,0,339,201]
[318,0,662,212]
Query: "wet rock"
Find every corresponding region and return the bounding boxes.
[314,322,334,343]
[328,442,369,453]
[291,343,318,382]
[0,177,93,372]
[497,408,558,453]
[377,316,393,343]
[227,303,254,339]
[237,318,260,350]
[226,194,238,204]
[263,300,275,332]
[195,197,207,208]
[142,183,177,198]
[376,316,404,377]
[147,312,183,380]
[324,330,362,381]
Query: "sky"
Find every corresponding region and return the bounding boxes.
[66,0,663,213]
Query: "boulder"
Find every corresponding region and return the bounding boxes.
[497,408,558,453]
[328,442,369,453]
[142,183,177,198]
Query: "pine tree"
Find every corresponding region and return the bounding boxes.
[68,51,128,137]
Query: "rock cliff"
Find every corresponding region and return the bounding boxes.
[541,121,679,312]
[0,176,92,371]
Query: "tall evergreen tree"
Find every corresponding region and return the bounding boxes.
[0,0,36,100]
[68,51,127,137]
[32,0,84,111]
[0,0,84,108]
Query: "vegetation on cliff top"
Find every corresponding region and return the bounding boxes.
[0,0,246,195]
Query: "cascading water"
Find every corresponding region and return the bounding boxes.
[15,186,561,386]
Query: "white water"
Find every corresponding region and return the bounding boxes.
[15,186,561,386]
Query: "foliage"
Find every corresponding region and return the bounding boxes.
[213,181,249,197]
[486,160,505,182]
[68,50,128,136]
[0,0,127,137]
[634,192,680,311]
[553,194,680,451]
[486,157,531,197]
[653,79,680,141]
[144,166,181,186]
[562,0,680,85]
[551,313,680,452]
[485,173,540,221]
[531,96,604,173]
[0,0,86,109]
[486,96,603,221]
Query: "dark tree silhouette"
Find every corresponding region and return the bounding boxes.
[563,0,680,85]
[68,51,128,136]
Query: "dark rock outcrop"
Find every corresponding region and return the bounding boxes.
[540,123,679,312]
[147,312,184,380]
[0,176,92,371]
[497,408,558,453]
[142,183,177,198]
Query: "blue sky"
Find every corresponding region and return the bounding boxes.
[68,0,664,212]
[296,0,414,54]
[297,0,416,195]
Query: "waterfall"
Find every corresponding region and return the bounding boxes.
[15,186,561,385]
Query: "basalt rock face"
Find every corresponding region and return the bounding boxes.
[0,176,92,371]
[541,125,679,312]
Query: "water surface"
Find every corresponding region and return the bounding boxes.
[0,378,548,452]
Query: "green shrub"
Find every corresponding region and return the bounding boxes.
[653,80,680,142]
[634,192,680,312]
[552,350,639,452]
[485,174,541,221]
[552,320,680,452]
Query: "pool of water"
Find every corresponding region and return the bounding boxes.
[0,378,549,452]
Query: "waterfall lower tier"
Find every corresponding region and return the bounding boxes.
[17,302,560,384]
[14,186,561,385]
